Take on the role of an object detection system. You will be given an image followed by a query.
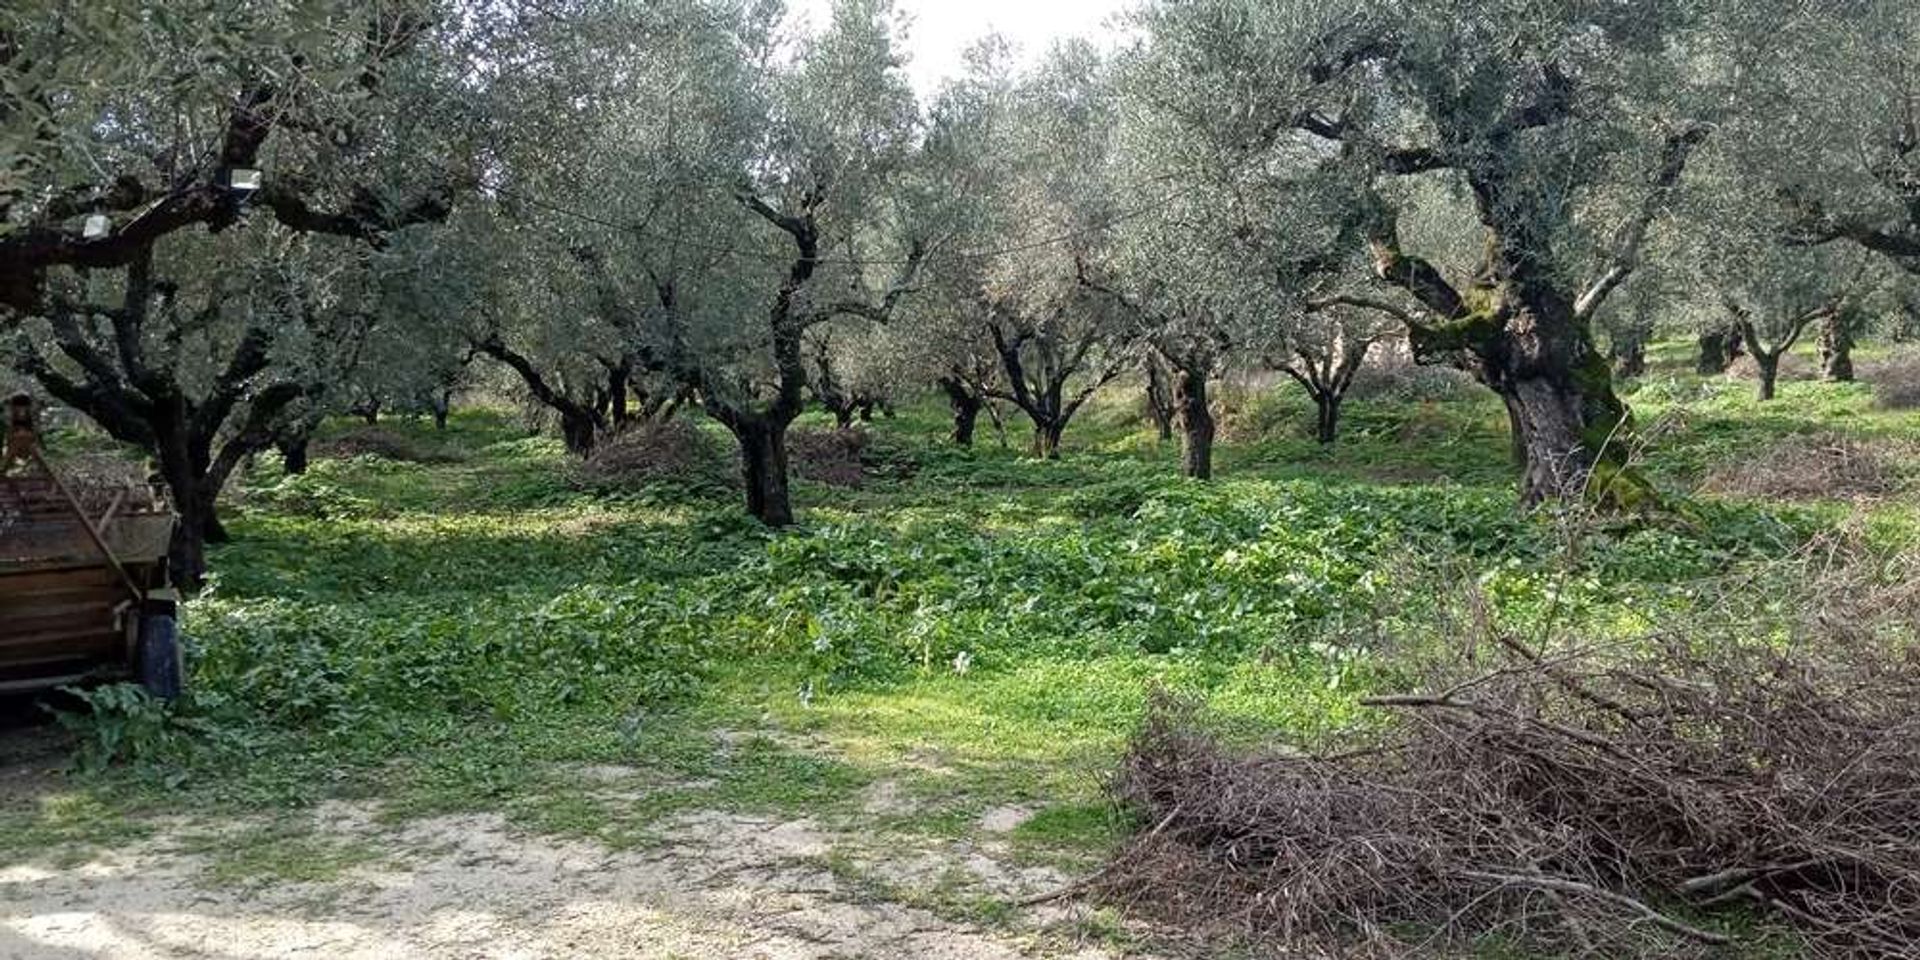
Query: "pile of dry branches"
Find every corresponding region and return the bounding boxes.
[50,453,154,512]
[573,420,734,491]
[1105,569,1920,957]
[1702,434,1906,502]
[1862,348,1920,410]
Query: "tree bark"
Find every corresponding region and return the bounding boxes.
[1174,366,1213,479]
[730,417,793,526]
[168,499,209,592]
[278,435,311,474]
[1456,287,1634,504]
[1030,421,1064,459]
[1755,354,1780,401]
[153,428,222,588]
[1820,309,1856,382]
[1315,393,1343,445]
[938,377,981,447]
[560,412,599,456]
[1145,358,1175,442]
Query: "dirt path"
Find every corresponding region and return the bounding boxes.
[0,790,1135,960]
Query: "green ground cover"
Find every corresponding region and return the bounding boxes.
[5,353,1915,912]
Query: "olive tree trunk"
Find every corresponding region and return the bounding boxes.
[1145,357,1176,443]
[728,416,794,526]
[1820,309,1856,382]
[938,377,982,447]
[1030,420,1064,459]
[1754,354,1781,401]
[1314,393,1343,445]
[1429,282,1638,504]
[1173,366,1213,479]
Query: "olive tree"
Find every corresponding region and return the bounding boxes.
[1,1,472,584]
[8,226,394,583]
[688,0,931,523]
[480,0,933,523]
[1137,0,1808,503]
[919,42,1139,460]
[1761,0,1920,276]
[1677,144,1882,401]
[0,2,463,313]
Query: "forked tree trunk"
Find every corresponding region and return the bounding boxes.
[1314,393,1343,445]
[1173,366,1213,479]
[1820,310,1855,382]
[1030,420,1064,459]
[1468,288,1636,505]
[730,417,794,526]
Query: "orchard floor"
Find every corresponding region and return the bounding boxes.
[2,345,1916,959]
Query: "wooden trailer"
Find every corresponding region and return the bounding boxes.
[1,394,182,697]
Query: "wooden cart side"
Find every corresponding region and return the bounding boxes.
[0,564,131,691]
[2,396,179,692]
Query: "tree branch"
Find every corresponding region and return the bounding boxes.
[1574,124,1712,321]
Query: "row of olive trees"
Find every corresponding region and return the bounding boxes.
[0,0,497,583]
[11,0,1920,578]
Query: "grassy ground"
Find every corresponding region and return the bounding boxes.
[3,345,1916,954]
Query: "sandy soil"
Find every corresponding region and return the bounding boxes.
[0,784,1131,960]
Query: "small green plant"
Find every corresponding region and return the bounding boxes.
[250,470,376,520]
[52,684,188,772]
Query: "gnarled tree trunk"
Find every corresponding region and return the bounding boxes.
[1173,366,1213,479]
[1366,186,1653,505]
[938,376,982,447]
[1820,308,1856,382]
[1314,394,1343,445]
[1487,288,1633,503]
[1396,270,1637,504]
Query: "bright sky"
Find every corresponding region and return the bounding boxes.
[791,0,1136,95]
